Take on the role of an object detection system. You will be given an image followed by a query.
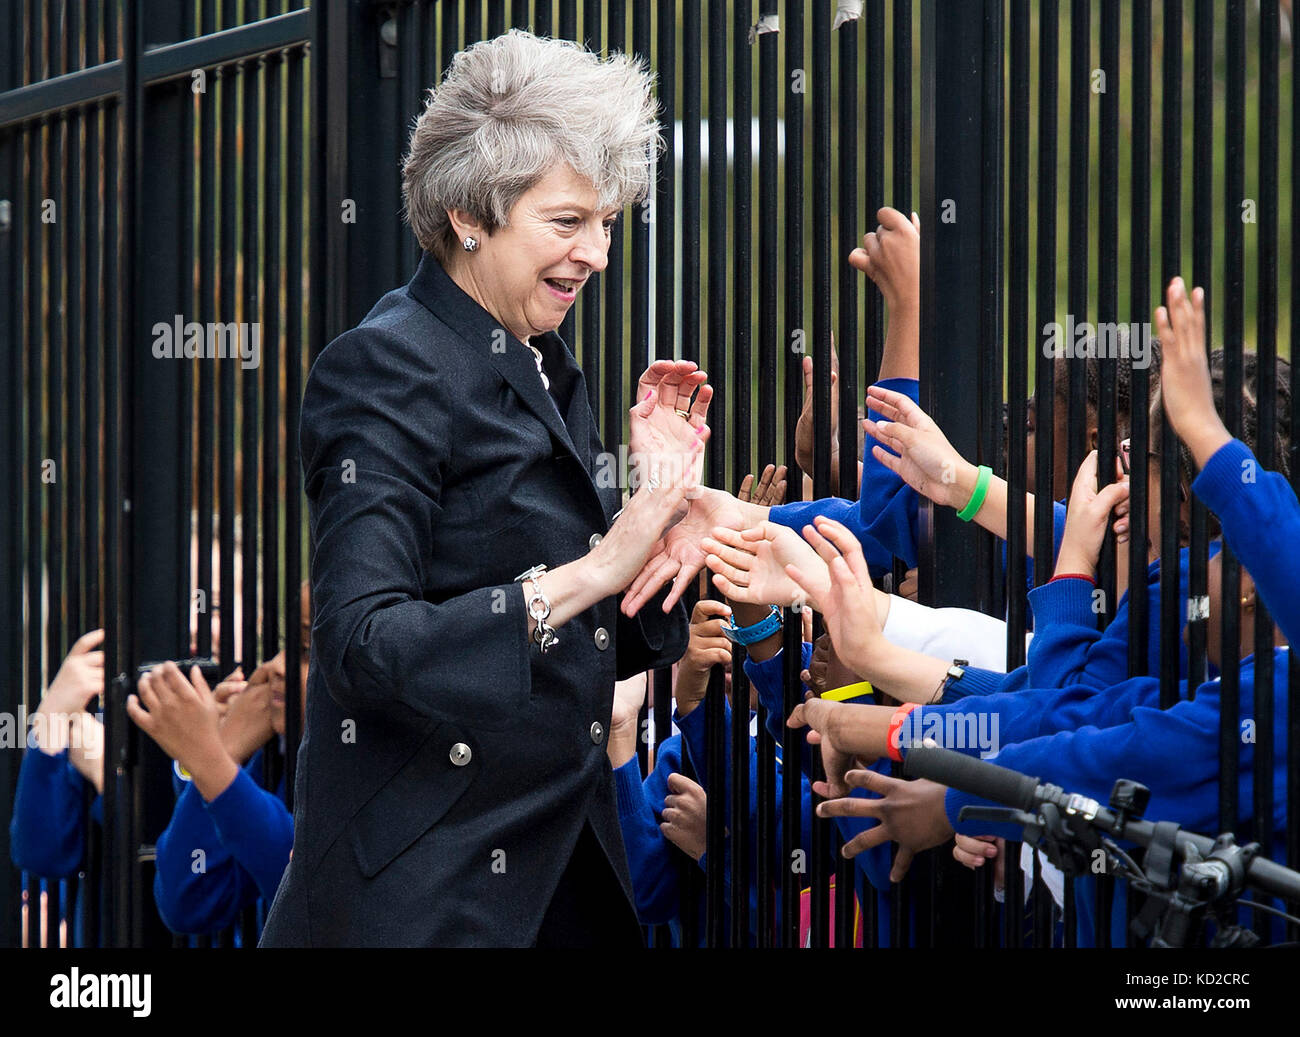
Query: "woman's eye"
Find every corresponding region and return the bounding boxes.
[555,217,579,229]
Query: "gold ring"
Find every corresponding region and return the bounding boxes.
[675,408,691,420]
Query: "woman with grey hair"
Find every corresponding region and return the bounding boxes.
[261,30,712,948]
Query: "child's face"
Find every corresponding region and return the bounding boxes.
[1200,550,1257,670]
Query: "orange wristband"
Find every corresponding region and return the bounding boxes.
[887,702,920,763]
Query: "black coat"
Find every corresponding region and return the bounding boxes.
[259,254,688,946]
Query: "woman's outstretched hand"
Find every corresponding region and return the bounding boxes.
[862,386,973,510]
[592,438,704,597]
[1154,277,1231,469]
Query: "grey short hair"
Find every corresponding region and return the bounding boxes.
[402,30,661,262]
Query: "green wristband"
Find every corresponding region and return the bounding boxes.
[956,465,992,522]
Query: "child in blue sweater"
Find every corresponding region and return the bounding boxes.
[610,592,816,944]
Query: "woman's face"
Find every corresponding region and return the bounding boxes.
[452,163,619,343]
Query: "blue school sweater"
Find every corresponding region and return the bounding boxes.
[901,441,1297,928]
[10,747,101,880]
[152,749,293,935]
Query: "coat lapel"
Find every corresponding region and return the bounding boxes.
[408,253,582,461]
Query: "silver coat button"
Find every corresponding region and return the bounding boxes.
[449,742,472,766]
[593,626,610,651]
[589,532,603,549]
[590,722,604,744]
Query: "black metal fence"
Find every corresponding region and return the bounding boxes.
[1,0,1295,949]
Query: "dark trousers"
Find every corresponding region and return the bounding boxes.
[533,823,644,948]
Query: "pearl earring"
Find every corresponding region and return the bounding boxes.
[463,236,479,253]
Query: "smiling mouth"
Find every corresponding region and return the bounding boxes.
[544,277,584,295]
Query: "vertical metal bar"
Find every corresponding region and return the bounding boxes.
[198,3,217,660]
[0,53,22,952]
[263,47,283,759]
[441,0,458,73]
[284,43,306,805]
[604,0,624,452]
[26,116,43,951]
[534,0,551,38]
[755,0,779,950]
[1092,0,1121,947]
[1033,0,1057,573]
[1255,0,1278,900]
[780,0,804,951]
[1188,0,1213,701]
[891,0,909,212]
[559,0,576,41]
[220,61,238,675]
[833,1,860,953]
[1065,0,1088,496]
[862,0,882,390]
[1158,0,1182,714]
[242,55,262,700]
[581,0,602,418]
[681,1,700,367]
[1127,0,1151,699]
[703,0,727,950]
[398,2,419,280]
[465,0,483,45]
[1003,0,1030,949]
[1219,0,1244,837]
[488,0,506,38]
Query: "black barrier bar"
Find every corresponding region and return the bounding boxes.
[242,56,262,726]
[861,1,880,409]
[810,0,835,952]
[24,116,40,951]
[704,0,727,948]
[604,0,624,458]
[1127,0,1151,697]
[559,0,575,43]
[729,0,754,951]
[1189,0,1214,709]
[489,0,505,38]
[833,1,860,951]
[1219,0,1243,836]
[1091,0,1121,947]
[1255,0,1279,895]
[0,48,21,952]
[466,0,483,44]
[510,0,529,31]
[1061,0,1091,950]
[581,0,602,419]
[781,0,804,951]
[198,1,216,663]
[1002,0,1029,949]
[1158,0,1181,714]
[534,0,551,39]
[756,0,779,950]
[441,0,457,73]
[630,0,651,790]
[398,3,419,281]
[284,43,307,807]
[219,62,237,678]
[682,2,700,368]
[263,49,284,810]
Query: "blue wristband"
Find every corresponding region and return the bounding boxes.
[722,604,784,646]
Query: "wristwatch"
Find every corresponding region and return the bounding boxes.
[721,604,784,646]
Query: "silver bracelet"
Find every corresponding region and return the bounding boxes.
[515,564,559,653]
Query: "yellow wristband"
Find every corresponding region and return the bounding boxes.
[820,681,874,702]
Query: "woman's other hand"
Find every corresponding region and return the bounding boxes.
[35,629,106,755]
